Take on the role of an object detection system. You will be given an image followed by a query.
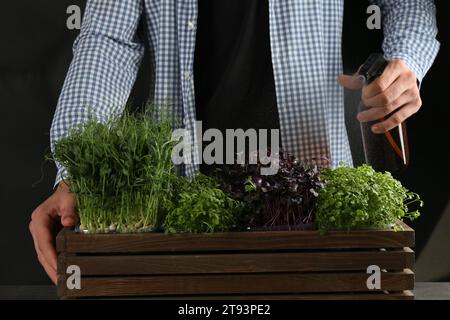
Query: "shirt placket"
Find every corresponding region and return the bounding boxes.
[177,0,200,174]
[267,0,331,166]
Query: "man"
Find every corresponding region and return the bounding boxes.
[30,0,439,283]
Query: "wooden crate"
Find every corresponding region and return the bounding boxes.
[56,221,415,300]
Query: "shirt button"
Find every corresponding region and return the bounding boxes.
[188,21,195,30]
[184,71,192,80]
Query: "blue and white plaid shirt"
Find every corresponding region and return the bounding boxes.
[51,0,439,186]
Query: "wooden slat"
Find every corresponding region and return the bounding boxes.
[58,270,414,297]
[114,291,414,300]
[58,249,414,275]
[56,226,414,253]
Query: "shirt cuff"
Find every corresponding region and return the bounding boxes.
[383,52,424,83]
[54,167,69,189]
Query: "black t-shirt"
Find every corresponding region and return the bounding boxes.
[194,0,279,136]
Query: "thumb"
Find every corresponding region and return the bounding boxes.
[61,215,77,227]
[58,204,78,227]
[337,74,364,90]
[56,182,78,228]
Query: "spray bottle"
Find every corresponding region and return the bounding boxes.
[357,53,409,173]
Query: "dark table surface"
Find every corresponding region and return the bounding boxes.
[0,283,449,300]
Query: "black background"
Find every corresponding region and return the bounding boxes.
[0,1,448,285]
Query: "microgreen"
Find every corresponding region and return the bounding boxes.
[162,174,245,233]
[316,163,422,232]
[217,150,324,230]
[51,107,178,233]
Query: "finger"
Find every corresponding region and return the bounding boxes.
[31,209,58,271]
[38,252,57,285]
[371,103,421,133]
[39,254,58,285]
[30,222,57,284]
[357,90,414,122]
[32,232,58,284]
[363,74,412,108]
[364,61,403,99]
[337,74,364,90]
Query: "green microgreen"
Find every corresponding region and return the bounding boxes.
[51,107,178,233]
[316,163,422,232]
[162,174,245,233]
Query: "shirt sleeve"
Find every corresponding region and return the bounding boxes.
[51,0,145,187]
[372,0,440,82]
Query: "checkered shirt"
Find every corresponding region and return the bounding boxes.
[51,0,440,186]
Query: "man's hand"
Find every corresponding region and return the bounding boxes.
[29,182,78,284]
[338,59,422,133]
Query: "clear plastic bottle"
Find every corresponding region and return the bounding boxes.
[358,54,409,173]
